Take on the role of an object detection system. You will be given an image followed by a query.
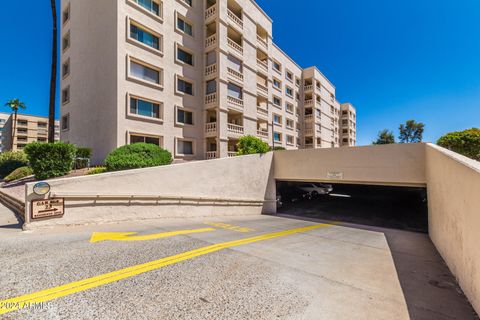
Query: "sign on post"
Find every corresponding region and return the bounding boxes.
[31,198,65,220]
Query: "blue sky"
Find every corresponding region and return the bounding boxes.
[0,0,479,145]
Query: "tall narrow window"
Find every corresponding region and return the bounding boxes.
[130,24,160,50]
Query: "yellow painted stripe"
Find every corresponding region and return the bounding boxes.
[0,223,330,315]
[90,228,216,243]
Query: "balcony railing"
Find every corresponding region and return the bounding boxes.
[305,143,314,149]
[205,92,217,105]
[228,151,237,157]
[205,151,218,160]
[227,10,243,29]
[227,123,244,135]
[304,99,314,107]
[305,128,314,136]
[257,107,268,117]
[227,67,244,82]
[304,84,313,92]
[205,34,217,49]
[205,5,216,20]
[227,38,243,55]
[256,59,268,73]
[205,122,217,134]
[304,114,313,121]
[257,130,268,139]
[256,83,268,96]
[257,35,268,49]
[227,96,244,109]
[205,64,217,77]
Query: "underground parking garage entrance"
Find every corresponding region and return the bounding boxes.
[274,180,478,319]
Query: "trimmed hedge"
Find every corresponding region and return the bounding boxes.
[4,166,34,182]
[86,167,107,175]
[0,151,29,178]
[105,143,173,172]
[24,142,77,180]
[236,135,270,156]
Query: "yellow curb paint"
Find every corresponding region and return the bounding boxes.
[0,223,331,315]
[89,228,216,243]
[203,221,255,233]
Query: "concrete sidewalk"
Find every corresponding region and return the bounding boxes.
[0,202,22,234]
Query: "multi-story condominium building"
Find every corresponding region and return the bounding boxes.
[340,103,357,147]
[0,112,60,152]
[59,0,357,164]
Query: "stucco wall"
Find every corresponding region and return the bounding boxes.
[274,143,427,186]
[426,144,480,313]
[24,153,275,229]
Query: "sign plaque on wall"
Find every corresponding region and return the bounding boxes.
[31,198,65,220]
[327,172,344,180]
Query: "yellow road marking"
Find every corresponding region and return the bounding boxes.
[0,223,331,315]
[90,228,216,243]
[203,221,255,233]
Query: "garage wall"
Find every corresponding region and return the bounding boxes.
[273,143,427,187]
[24,153,275,229]
[426,143,480,314]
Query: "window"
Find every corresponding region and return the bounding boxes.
[130,24,160,50]
[177,16,193,36]
[61,114,70,131]
[176,46,193,65]
[286,71,293,81]
[274,132,282,142]
[62,87,70,104]
[177,78,193,95]
[62,32,70,51]
[177,108,193,125]
[285,103,294,113]
[286,119,294,129]
[295,78,300,87]
[62,4,70,24]
[273,78,281,90]
[17,120,28,126]
[130,134,160,145]
[177,139,194,155]
[227,83,243,99]
[62,59,70,78]
[182,0,193,6]
[285,86,293,97]
[37,122,47,128]
[130,97,161,119]
[273,96,281,107]
[273,60,281,73]
[286,135,294,145]
[132,0,161,16]
[273,114,282,125]
[130,60,161,85]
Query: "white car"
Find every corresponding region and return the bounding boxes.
[295,183,333,196]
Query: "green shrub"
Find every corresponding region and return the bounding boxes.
[24,142,77,180]
[4,166,34,182]
[271,146,286,151]
[0,151,29,178]
[437,128,480,161]
[105,143,173,172]
[86,167,107,175]
[236,136,270,156]
[75,146,92,169]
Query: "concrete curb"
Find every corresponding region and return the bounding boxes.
[0,189,25,222]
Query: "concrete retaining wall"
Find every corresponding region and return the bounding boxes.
[24,153,275,229]
[426,144,480,313]
[273,143,427,186]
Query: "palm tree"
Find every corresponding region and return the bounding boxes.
[48,0,57,143]
[4,99,26,147]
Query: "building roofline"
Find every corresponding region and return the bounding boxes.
[272,43,303,71]
[304,66,336,89]
[250,0,273,23]
[0,111,59,121]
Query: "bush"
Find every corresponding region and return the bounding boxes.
[437,128,480,161]
[0,151,29,178]
[24,142,77,180]
[75,146,92,169]
[86,167,107,175]
[4,166,34,182]
[236,136,270,156]
[271,146,286,151]
[105,143,173,172]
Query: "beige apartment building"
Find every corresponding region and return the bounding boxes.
[0,112,60,152]
[59,0,356,164]
[340,103,357,147]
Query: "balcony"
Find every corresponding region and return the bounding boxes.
[205,151,218,160]
[304,99,314,107]
[304,84,313,92]
[257,59,268,73]
[205,5,216,21]
[205,92,217,106]
[227,9,243,29]
[257,130,268,140]
[227,96,244,109]
[205,64,217,77]
[305,114,313,121]
[256,83,268,97]
[227,123,244,136]
[205,122,217,137]
[257,34,268,50]
[305,143,314,149]
[257,107,268,118]
[227,38,243,56]
[205,34,217,49]
[228,151,237,157]
[227,67,244,83]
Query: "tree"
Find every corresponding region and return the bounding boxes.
[373,129,395,145]
[4,99,26,146]
[48,0,57,143]
[236,136,270,156]
[399,120,425,143]
[437,128,480,161]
